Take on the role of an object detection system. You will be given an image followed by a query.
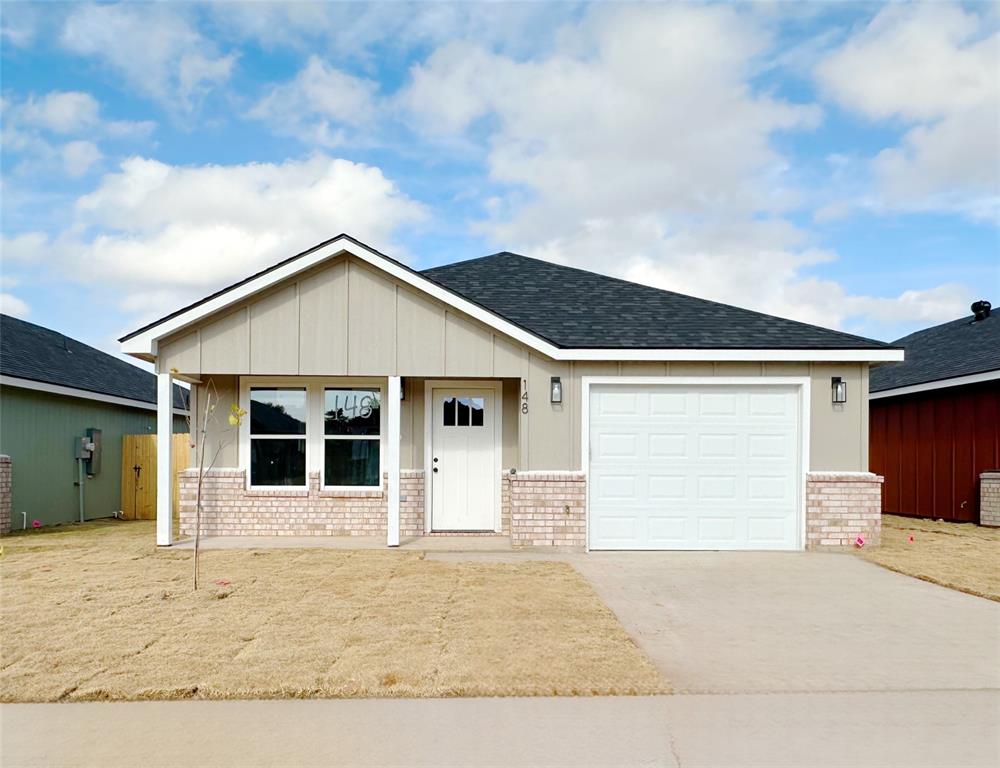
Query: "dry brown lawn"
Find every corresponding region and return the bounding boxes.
[0,521,666,702]
[860,515,1000,601]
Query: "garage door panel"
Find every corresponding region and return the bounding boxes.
[697,433,739,459]
[646,516,691,546]
[648,474,686,499]
[697,475,739,500]
[697,516,739,542]
[747,433,794,458]
[747,474,794,501]
[595,473,639,499]
[747,391,795,417]
[590,383,801,551]
[595,432,639,458]
[649,433,688,458]
[597,392,640,416]
[649,391,687,415]
[594,513,640,543]
[747,515,794,545]
[698,392,738,416]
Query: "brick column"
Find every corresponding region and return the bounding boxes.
[0,455,11,535]
[806,472,883,548]
[980,472,1000,527]
[509,471,587,548]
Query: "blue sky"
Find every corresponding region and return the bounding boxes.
[2,1,997,362]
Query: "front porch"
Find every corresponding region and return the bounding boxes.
[157,372,586,550]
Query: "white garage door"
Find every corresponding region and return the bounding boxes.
[588,383,802,550]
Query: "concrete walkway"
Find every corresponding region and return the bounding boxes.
[171,534,514,551]
[3,549,998,766]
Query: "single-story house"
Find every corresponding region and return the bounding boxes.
[120,234,902,551]
[870,300,999,524]
[0,314,188,532]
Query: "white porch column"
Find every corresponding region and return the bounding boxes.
[156,372,174,547]
[387,376,401,547]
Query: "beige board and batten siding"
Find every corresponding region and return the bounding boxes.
[159,254,869,473]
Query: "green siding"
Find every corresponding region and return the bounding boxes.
[0,386,187,528]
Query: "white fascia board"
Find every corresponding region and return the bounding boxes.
[1,375,189,416]
[562,348,903,362]
[119,235,903,365]
[869,369,1000,400]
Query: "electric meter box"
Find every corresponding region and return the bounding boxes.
[85,428,102,475]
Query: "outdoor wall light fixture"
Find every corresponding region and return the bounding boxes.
[550,376,563,404]
[831,376,847,404]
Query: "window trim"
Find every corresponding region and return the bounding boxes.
[239,377,385,493]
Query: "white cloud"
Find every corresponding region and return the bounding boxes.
[249,56,379,146]
[0,232,49,262]
[396,4,964,336]
[50,154,427,325]
[61,141,103,177]
[816,4,999,221]
[60,4,236,112]
[0,293,30,319]
[0,3,41,48]
[210,1,577,59]
[392,3,976,337]
[817,4,997,122]
[1,91,154,182]
[4,91,154,143]
[18,91,100,134]
[406,11,819,233]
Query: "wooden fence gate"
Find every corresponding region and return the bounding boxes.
[121,433,191,520]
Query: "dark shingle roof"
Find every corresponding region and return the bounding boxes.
[422,253,893,350]
[1,315,188,410]
[870,308,1000,392]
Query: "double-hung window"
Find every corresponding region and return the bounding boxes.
[324,388,380,488]
[249,387,307,488]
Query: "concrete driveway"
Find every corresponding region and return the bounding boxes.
[570,550,1000,694]
[3,551,998,767]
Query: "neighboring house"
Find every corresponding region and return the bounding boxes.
[869,301,1000,523]
[120,234,901,551]
[0,315,188,531]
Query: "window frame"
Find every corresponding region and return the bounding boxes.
[321,385,384,491]
[239,377,385,492]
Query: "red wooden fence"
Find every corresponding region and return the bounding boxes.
[869,382,1000,522]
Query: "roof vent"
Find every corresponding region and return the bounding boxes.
[971,300,992,321]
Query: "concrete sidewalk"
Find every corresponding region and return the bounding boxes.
[3,691,997,767]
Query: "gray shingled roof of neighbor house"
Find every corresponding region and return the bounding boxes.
[869,306,1000,392]
[422,252,895,350]
[1,315,189,410]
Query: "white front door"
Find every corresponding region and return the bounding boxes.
[430,388,498,531]
[589,383,802,550]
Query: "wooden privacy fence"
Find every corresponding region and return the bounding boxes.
[121,433,191,520]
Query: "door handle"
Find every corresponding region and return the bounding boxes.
[433,467,438,473]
